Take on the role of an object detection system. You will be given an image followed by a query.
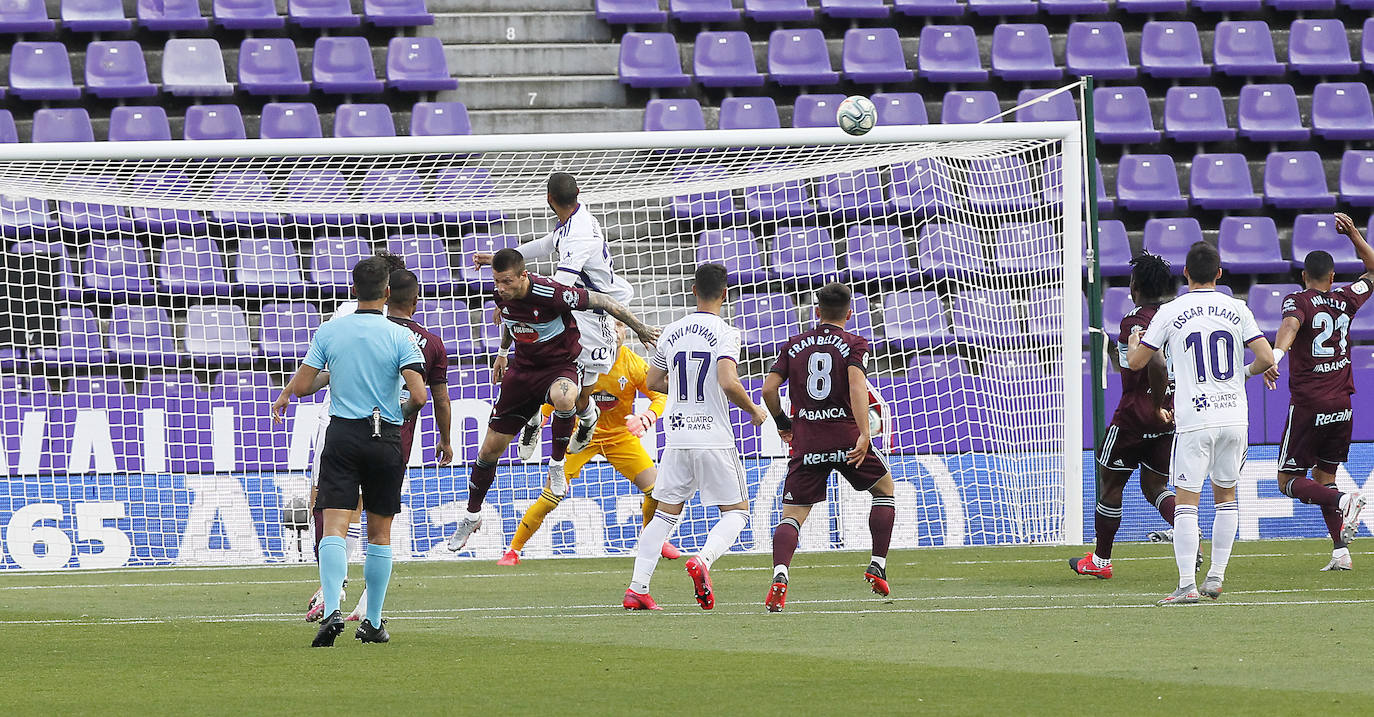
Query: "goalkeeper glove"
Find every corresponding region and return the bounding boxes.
[624,410,657,437]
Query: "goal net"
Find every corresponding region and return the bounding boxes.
[0,122,1082,570]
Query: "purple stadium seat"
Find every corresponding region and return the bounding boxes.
[916,223,986,277]
[1041,156,1113,213]
[792,94,847,128]
[158,237,230,296]
[1247,284,1299,337]
[0,197,56,237]
[9,242,74,301]
[436,168,504,223]
[282,169,357,226]
[845,225,910,282]
[967,157,1037,212]
[36,309,108,367]
[209,371,274,401]
[1365,18,1374,71]
[1237,85,1308,142]
[1289,20,1358,76]
[85,41,156,99]
[1094,87,1160,144]
[1268,0,1334,7]
[919,26,988,83]
[992,24,1060,82]
[237,237,306,296]
[387,37,457,92]
[289,0,357,27]
[0,112,16,143]
[968,0,1040,15]
[185,305,253,366]
[992,223,1057,274]
[110,307,177,367]
[1312,83,1374,141]
[869,93,925,126]
[184,105,246,140]
[821,0,889,17]
[10,43,80,101]
[619,33,690,89]
[1143,218,1202,275]
[259,103,323,139]
[138,0,206,30]
[1118,0,1186,12]
[816,169,888,219]
[314,37,385,94]
[409,300,463,358]
[210,170,282,228]
[457,234,518,289]
[259,303,322,360]
[942,91,1001,124]
[31,109,94,143]
[1066,23,1136,80]
[671,0,739,22]
[0,0,54,32]
[310,237,371,293]
[57,176,132,232]
[129,171,209,234]
[845,293,876,344]
[387,235,454,291]
[360,168,428,224]
[695,31,764,88]
[83,238,155,297]
[1213,21,1283,77]
[744,171,814,220]
[163,39,233,96]
[1099,286,1137,341]
[597,0,668,23]
[1291,215,1365,272]
[1218,217,1288,274]
[62,0,131,31]
[771,226,838,283]
[1163,87,1234,143]
[214,0,282,28]
[364,0,431,25]
[890,159,954,215]
[1015,88,1075,122]
[952,290,1027,346]
[1099,220,1132,277]
[844,28,914,84]
[239,39,310,96]
[1140,21,1208,79]
[744,0,814,21]
[644,99,706,131]
[669,165,746,224]
[768,29,839,86]
[1190,154,1261,211]
[1264,152,1335,210]
[1117,155,1187,212]
[1196,0,1258,8]
[735,293,800,355]
[719,97,780,130]
[1340,151,1374,206]
[412,101,471,136]
[335,104,396,138]
[882,291,949,349]
[894,0,965,14]
[697,229,769,285]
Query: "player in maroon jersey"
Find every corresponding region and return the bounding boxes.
[1267,213,1374,571]
[384,268,453,467]
[760,282,895,612]
[1070,253,1179,580]
[446,248,659,552]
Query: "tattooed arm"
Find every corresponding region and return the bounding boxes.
[585,291,661,348]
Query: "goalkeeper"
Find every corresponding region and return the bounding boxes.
[498,322,681,565]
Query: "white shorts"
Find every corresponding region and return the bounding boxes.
[310,412,332,487]
[655,447,749,507]
[1171,425,1248,493]
[574,310,615,386]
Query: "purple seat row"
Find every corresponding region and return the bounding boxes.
[0,0,431,33]
[1115,151,1370,213]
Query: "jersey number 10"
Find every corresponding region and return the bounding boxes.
[1183,330,1236,382]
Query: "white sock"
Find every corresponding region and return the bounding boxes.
[773,564,789,581]
[1173,505,1199,588]
[697,510,749,568]
[1209,501,1239,580]
[870,555,887,570]
[466,509,481,520]
[1335,546,1350,558]
[629,511,678,594]
[578,403,597,420]
[346,523,363,560]
[1092,553,1111,568]
[350,587,368,617]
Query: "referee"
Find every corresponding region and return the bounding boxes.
[271,256,427,647]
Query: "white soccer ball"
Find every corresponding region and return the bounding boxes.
[836,95,878,136]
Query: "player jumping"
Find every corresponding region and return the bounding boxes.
[760,282,896,613]
[1267,212,1373,571]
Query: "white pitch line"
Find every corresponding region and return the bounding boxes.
[949,552,1303,565]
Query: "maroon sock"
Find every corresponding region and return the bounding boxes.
[772,518,801,570]
[465,459,498,513]
[312,508,324,561]
[1094,504,1123,559]
[1287,477,1343,508]
[870,496,896,559]
[549,409,576,461]
[1157,494,1177,526]
[1321,505,1349,549]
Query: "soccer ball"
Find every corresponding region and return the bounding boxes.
[836,96,878,136]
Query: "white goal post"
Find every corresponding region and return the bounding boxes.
[0,121,1084,570]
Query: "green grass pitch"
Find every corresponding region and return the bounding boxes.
[3,538,1372,715]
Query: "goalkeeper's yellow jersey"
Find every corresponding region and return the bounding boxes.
[544,346,667,433]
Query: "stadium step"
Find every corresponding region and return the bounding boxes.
[467,107,640,134]
[428,0,593,11]
[441,75,625,111]
[423,12,611,45]
[445,43,619,77]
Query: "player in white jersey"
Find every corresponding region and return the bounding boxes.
[622,264,768,611]
[473,172,633,456]
[1128,241,1275,605]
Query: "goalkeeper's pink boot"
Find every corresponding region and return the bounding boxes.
[497,549,520,566]
[623,589,662,611]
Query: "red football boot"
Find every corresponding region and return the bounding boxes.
[660,542,682,560]
[864,562,890,597]
[623,589,662,611]
[685,556,714,610]
[765,575,788,613]
[496,549,520,566]
[1069,552,1113,579]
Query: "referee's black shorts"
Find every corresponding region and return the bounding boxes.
[314,417,406,516]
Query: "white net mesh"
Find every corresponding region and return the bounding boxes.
[0,127,1080,569]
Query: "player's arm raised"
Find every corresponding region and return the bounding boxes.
[1335,212,1374,281]
[846,364,871,466]
[761,372,790,444]
[718,358,768,427]
[586,291,661,348]
[626,358,666,437]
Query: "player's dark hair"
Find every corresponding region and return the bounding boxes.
[1184,241,1220,284]
[816,282,852,320]
[694,263,729,301]
[547,172,579,208]
[1303,250,1335,281]
[352,256,391,301]
[492,248,526,273]
[387,268,420,306]
[373,249,407,273]
[1129,252,1173,301]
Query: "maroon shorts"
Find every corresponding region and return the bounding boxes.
[489,363,580,436]
[1098,423,1172,475]
[1278,401,1353,475]
[782,446,890,506]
